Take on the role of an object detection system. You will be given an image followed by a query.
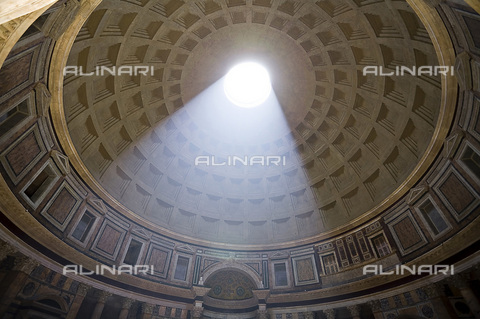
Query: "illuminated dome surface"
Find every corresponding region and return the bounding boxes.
[62,0,444,246]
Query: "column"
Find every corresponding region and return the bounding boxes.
[323,308,335,319]
[424,282,451,319]
[66,283,90,319]
[347,305,361,319]
[367,300,383,319]
[141,303,154,319]
[0,255,38,315]
[91,290,111,319]
[450,274,480,319]
[118,298,134,319]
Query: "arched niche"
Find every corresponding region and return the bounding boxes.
[204,270,257,301]
[196,263,266,314]
[201,260,264,290]
[16,295,68,318]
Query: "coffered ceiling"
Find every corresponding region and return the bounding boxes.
[63,0,443,245]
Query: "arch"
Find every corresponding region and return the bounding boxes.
[34,294,69,312]
[0,7,52,66]
[201,260,263,290]
[0,0,57,24]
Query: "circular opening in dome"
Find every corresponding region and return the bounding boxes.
[224,62,272,108]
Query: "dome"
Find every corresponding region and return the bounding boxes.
[0,0,479,318]
[62,0,444,246]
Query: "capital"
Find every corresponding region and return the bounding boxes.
[192,306,203,319]
[448,273,470,290]
[122,297,135,309]
[76,283,91,297]
[323,309,335,319]
[13,256,39,274]
[302,311,314,319]
[367,300,382,312]
[141,303,154,314]
[94,290,112,303]
[0,241,17,261]
[424,282,446,298]
[347,305,360,317]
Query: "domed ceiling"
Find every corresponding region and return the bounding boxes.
[63,0,442,245]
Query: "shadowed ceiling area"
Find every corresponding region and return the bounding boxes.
[63,0,443,245]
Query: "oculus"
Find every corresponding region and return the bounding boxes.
[223,62,272,108]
